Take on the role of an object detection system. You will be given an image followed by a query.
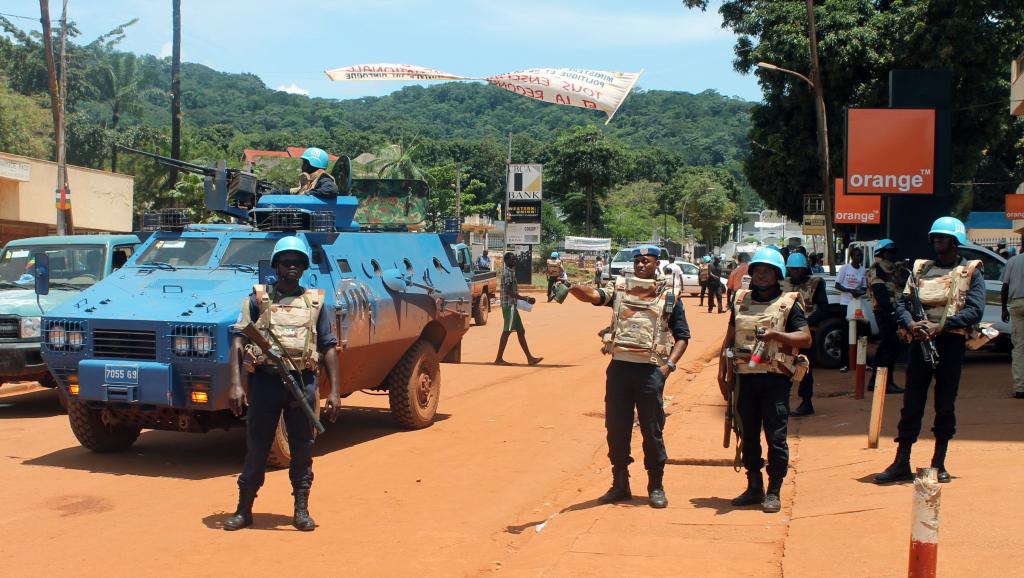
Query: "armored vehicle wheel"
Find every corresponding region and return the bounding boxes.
[473,292,490,325]
[387,340,440,429]
[67,401,141,452]
[267,388,320,469]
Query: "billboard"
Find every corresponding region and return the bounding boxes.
[506,222,541,245]
[845,108,935,195]
[508,164,543,201]
[1006,194,1024,220]
[834,178,882,224]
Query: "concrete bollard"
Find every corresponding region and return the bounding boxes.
[908,467,941,578]
[848,318,857,375]
[867,367,888,448]
[854,336,867,399]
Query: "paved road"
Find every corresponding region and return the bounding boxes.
[0,296,1020,576]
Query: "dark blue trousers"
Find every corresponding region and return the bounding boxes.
[605,360,668,472]
[237,369,317,493]
[896,333,965,444]
[738,373,791,480]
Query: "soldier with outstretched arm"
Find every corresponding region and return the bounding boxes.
[223,236,340,532]
[568,245,689,508]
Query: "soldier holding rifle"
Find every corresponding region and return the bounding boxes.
[223,236,340,531]
[874,217,985,485]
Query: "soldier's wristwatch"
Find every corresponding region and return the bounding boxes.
[665,360,677,372]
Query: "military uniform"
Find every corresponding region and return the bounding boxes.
[595,271,690,505]
[546,257,564,302]
[698,261,711,306]
[866,257,907,392]
[781,276,828,411]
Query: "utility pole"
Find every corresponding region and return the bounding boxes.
[806,0,836,274]
[454,159,462,222]
[40,0,73,235]
[169,0,182,188]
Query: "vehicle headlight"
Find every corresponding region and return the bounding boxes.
[172,335,191,356]
[193,330,213,356]
[49,324,67,348]
[67,330,85,350]
[19,316,41,338]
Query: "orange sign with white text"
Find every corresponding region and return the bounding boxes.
[846,108,935,195]
[834,179,881,224]
[1006,194,1024,220]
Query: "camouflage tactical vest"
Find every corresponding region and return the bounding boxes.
[546,258,562,277]
[698,263,710,282]
[732,290,800,375]
[866,259,904,311]
[903,259,981,335]
[252,284,324,371]
[781,277,822,318]
[601,275,676,364]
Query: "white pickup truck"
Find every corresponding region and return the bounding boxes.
[810,240,1009,368]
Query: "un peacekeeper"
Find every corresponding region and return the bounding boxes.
[268,147,339,196]
[874,217,985,485]
[567,245,690,509]
[781,252,829,417]
[546,251,565,302]
[866,239,907,394]
[718,248,812,513]
[223,236,341,531]
[698,255,712,307]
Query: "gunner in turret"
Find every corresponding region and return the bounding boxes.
[269,147,339,197]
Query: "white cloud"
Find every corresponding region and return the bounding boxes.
[159,42,172,59]
[277,83,311,96]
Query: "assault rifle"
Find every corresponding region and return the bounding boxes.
[241,323,326,434]
[905,270,940,369]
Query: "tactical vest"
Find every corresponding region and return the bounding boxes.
[698,263,710,282]
[781,277,822,318]
[295,169,336,195]
[546,258,562,277]
[904,258,981,335]
[252,283,324,371]
[600,275,676,364]
[866,259,904,310]
[732,289,801,375]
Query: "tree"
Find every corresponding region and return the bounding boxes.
[684,0,1024,218]
[543,125,628,235]
[92,52,142,171]
[367,139,435,185]
[603,181,665,241]
[667,166,740,246]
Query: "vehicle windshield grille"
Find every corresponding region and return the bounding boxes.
[93,329,157,360]
[0,316,17,338]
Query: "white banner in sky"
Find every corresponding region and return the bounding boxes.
[564,236,612,251]
[325,63,469,82]
[326,64,643,123]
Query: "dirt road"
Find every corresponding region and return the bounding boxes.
[1,296,1021,577]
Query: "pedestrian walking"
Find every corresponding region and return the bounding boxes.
[495,252,542,365]
[224,236,341,532]
[707,256,725,313]
[1001,238,1024,399]
[867,239,907,394]
[567,245,690,508]
[782,252,828,417]
[874,217,985,485]
[727,252,750,308]
[718,248,812,512]
[546,251,565,302]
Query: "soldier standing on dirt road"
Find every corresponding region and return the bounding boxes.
[866,239,907,395]
[224,236,340,532]
[1000,238,1024,399]
[782,252,829,417]
[718,248,812,513]
[568,245,690,509]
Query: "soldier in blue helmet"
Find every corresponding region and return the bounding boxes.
[269,147,340,197]
[223,236,341,532]
[698,254,712,307]
[718,248,812,513]
[874,217,985,485]
[568,244,690,509]
[866,239,907,395]
[782,252,829,417]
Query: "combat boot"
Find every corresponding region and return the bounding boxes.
[762,478,783,513]
[292,490,316,531]
[874,442,914,484]
[598,467,632,503]
[223,488,257,531]
[791,398,815,417]
[730,470,765,507]
[931,439,951,484]
[647,469,668,509]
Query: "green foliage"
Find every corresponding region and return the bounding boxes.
[602,181,664,241]
[666,166,741,245]
[0,80,52,158]
[543,126,629,234]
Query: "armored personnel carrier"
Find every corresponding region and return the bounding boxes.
[39,153,472,465]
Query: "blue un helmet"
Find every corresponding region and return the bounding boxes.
[785,252,809,269]
[271,236,311,267]
[300,147,330,170]
[874,239,897,256]
[750,247,786,280]
[702,255,712,263]
[928,216,967,245]
[551,251,559,259]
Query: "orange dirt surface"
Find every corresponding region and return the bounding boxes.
[0,296,1021,577]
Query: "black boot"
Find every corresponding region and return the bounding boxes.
[762,478,783,513]
[292,490,316,531]
[931,440,951,483]
[223,488,257,531]
[874,442,914,484]
[647,469,668,509]
[791,398,814,417]
[598,467,632,503]
[885,379,905,395]
[730,470,765,506]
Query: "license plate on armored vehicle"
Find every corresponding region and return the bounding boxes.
[104,364,139,385]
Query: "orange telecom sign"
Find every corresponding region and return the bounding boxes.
[1006,194,1024,220]
[845,108,935,195]
[834,178,881,224]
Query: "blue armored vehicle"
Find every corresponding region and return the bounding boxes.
[39,153,472,465]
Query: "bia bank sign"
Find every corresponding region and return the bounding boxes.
[845,108,935,195]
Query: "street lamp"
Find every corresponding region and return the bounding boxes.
[757,57,836,275]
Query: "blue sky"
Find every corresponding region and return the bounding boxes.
[3,0,761,102]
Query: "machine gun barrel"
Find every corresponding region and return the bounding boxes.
[241,324,326,434]
[118,145,215,176]
[906,271,940,369]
